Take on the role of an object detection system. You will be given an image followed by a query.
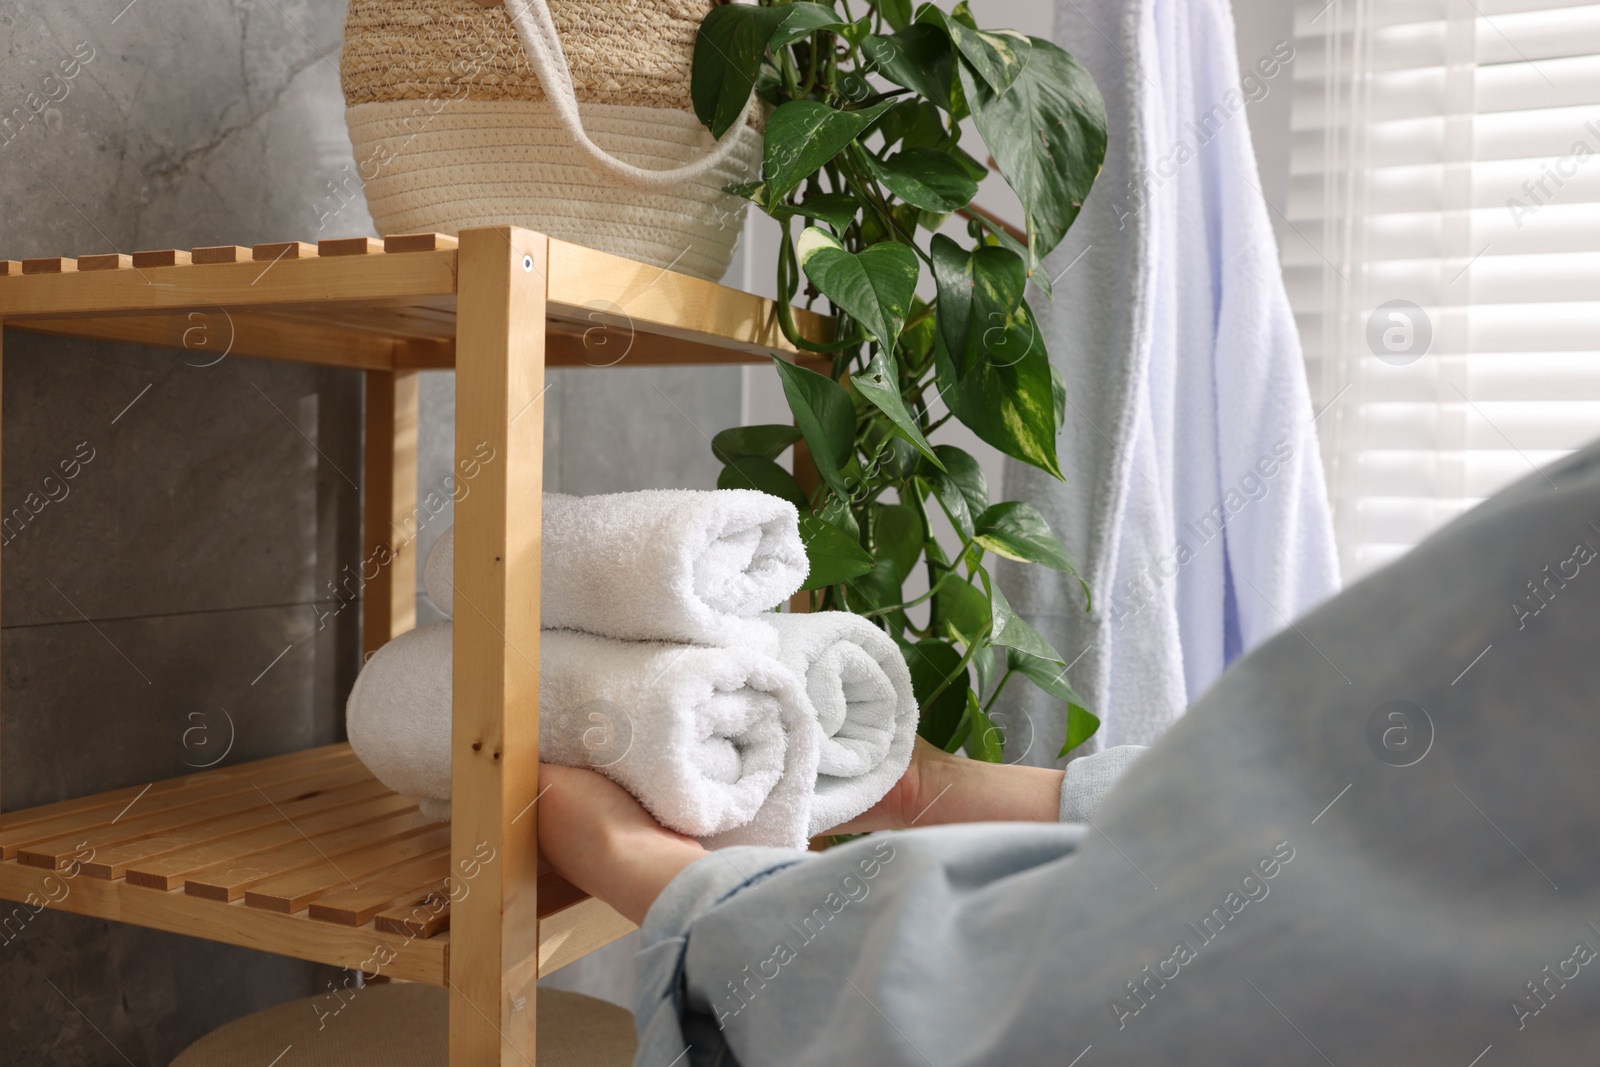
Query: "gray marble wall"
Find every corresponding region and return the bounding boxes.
[0,2,740,1063]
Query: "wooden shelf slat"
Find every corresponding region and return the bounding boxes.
[0,855,449,983]
[243,826,451,914]
[78,253,132,271]
[192,245,252,264]
[17,760,371,875]
[384,233,458,253]
[125,791,419,890]
[22,257,75,274]
[253,240,316,261]
[0,745,354,860]
[308,861,450,926]
[78,775,392,879]
[185,808,441,903]
[319,237,384,257]
[374,888,452,939]
[0,246,458,318]
[131,249,191,268]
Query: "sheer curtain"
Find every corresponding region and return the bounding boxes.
[1287,0,1600,579]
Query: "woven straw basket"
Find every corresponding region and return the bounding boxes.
[340,0,761,281]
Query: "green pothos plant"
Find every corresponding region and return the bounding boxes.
[691,0,1108,760]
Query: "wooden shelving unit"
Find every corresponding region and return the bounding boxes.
[0,228,830,1065]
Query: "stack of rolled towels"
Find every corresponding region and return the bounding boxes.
[345,489,917,850]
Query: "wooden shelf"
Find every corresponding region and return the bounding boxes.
[0,227,768,1063]
[0,744,633,984]
[0,233,832,371]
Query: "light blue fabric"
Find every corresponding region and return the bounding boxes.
[1059,745,1146,822]
[1001,0,1339,758]
[633,442,1600,1065]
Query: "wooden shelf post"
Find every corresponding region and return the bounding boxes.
[450,227,547,1066]
[0,317,5,818]
[362,368,420,657]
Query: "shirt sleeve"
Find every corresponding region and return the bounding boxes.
[632,823,1086,1067]
[1058,745,1148,822]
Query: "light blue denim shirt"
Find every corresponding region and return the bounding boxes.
[633,443,1600,1066]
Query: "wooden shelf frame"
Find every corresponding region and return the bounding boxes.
[0,234,830,372]
[0,228,829,1066]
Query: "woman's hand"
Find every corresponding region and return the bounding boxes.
[827,737,1068,834]
[536,762,706,926]
[828,736,952,834]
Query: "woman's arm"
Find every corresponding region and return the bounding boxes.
[828,737,1067,833]
[536,762,706,926]
[538,740,1129,926]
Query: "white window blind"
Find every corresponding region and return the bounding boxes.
[1287,0,1600,578]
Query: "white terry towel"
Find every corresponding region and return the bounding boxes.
[344,621,820,850]
[423,490,809,646]
[997,0,1338,758]
[762,611,918,836]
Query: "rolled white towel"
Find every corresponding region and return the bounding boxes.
[764,611,918,836]
[346,623,455,817]
[423,490,809,646]
[345,621,820,850]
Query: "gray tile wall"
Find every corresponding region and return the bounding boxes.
[0,1,742,1062]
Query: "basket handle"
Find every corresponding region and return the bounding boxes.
[500,0,756,188]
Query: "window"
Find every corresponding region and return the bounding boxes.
[1287,0,1600,578]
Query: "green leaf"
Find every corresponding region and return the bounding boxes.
[1005,645,1081,705]
[1001,648,1099,758]
[924,443,988,539]
[900,295,936,363]
[717,456,807,510]
[962,37,1106,263]
[878,0,913,31]
[871,503,925,588]
[978,567,1062,662]
[936,300,1062,479]
[847,556,904,616]
[949,23,1030,96]
[763,99,897,204]
[905,639,971,750]
[962,247,1029,381]
[961,691,1005,762]
[816,493,860,538]
[971,642,997,699]
[799,512,876,590]
[930,239,1027,381]
[770,2,851,48]
[1060,704,1101,758]
[1051,361,1067,431]
[851,350,941,467]
[932,572,989,642]
[692,5,786,138]
[973,501,1074,572]
[860,26,956,113]
[775,192,860,232]
[929,234,972,373]
[948,142,990,181]
[865,148,979,213]
[712,424,802,464]
[770,357,855,498]
[878,99,948,151]
[797,227,919,347]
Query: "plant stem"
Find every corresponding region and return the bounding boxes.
[981,669,1015,714]
[856,581,941,620]
[920,625,991,712]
